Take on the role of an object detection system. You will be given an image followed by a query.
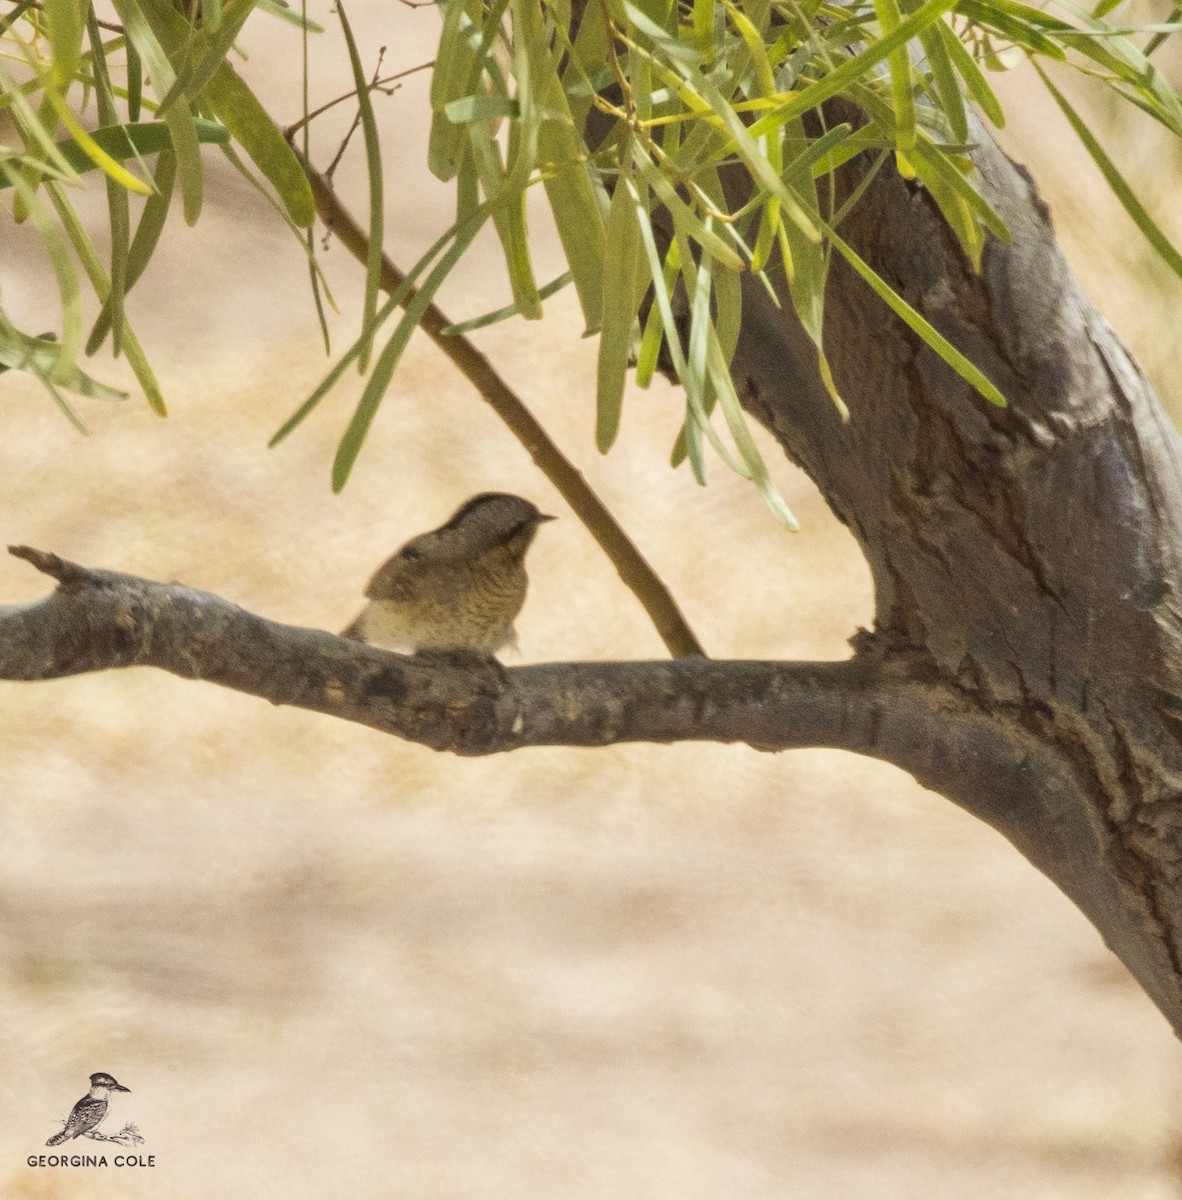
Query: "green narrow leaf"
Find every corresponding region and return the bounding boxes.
[485,0,544,320]
[45,181,167,414]
[0,164,83,381]
[45,90,154,196]
[692,0,715,57]
[748,0,959,131]
[0,340,88,432]
[47,0,86,89]
[467,125,542,319]
[826,223,1006,407]
[0,322,128,401]
[183,0,264,106]
[707,328,798,529]
[775,118,845,417]
[632,151,746,269]
[127,37,143,120]
[440,271,574,334]
[453,0,547,328]
[780,122,858,185]
[0,120,228,188]
[0,61,77,179]
[87,11,130,356]
[873,0,917,152]
[109,0,204,223]
[956,0,1067,57]
[631,193,745,480]
[455,140,480,223]
[256,0,323,29]
[0,319,91,432]
[429,0,480,180]
[936,22,1004,126]
[272,211,489,446]
[124,151,182,284]
[88,149,178,354]
[713,250,742,366]
[526,0,606,332]
[1036,63,1182,282]
[829,150,890,230]
[670,228,797,525]
[559,0,608,130]
[300,0,329,354]
[635,240,681,388]
[596,163,644,452]
[336,0,384,370]
[916,18,968,145]
[444,96,520,122]
[204,62,315,226]
[724,0,777,93]
[909,134,1009,241]
[429,0,513,179]
[332,218,489,491]
[683,237,714,412]
[0,0,36,36]
[540,152,606,333]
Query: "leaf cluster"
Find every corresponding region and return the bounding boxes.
[4,0,1182,516]
[275,0,1182,515]
[1,0,314,423]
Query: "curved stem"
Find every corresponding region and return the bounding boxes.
[289,140,706,659]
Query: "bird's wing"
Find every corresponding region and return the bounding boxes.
[363,552,423,601]
[364,534,473,600]
[65,1095,106,1135]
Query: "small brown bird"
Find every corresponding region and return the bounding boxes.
[342,493,555,655]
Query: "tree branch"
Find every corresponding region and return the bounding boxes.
[1,544,925,757]
[0,544,1080,860]
[12,544,1176,1022]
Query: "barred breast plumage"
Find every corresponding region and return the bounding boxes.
[341,493,554,655]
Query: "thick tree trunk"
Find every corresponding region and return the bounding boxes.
[728,114,1182,1033]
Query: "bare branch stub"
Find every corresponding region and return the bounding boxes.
[8,545,93,589]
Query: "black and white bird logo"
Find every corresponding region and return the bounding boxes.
[46,1073,137,1147]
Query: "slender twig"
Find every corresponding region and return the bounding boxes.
[324,46,388,180]
[286,60,434,139]
[285,141,706,659]
[18,1,124,34]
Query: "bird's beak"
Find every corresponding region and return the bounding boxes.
[113,1083,131,1092]
[538,513,557,523]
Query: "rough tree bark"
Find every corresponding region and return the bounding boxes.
[729,111,1182,1034]
[4,114,1182,1035]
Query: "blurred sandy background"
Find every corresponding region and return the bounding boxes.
[2,4,1182,1197]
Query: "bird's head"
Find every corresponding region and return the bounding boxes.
[89,1073,130,1093]
[431,493,556,560]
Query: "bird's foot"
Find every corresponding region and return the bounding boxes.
[412,647,508,685]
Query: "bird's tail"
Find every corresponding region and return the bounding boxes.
[46,1129,71,1146]
[340,613,365,641]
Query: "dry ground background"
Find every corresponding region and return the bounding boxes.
[2,3,1182,1196]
